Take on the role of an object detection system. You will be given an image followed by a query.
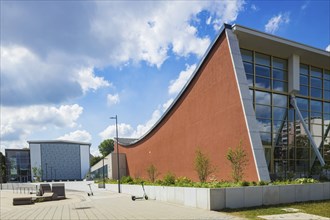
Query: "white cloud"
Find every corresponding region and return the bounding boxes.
[76,67,111,93]
[251,4,259,11]
[91,1,244,67]
[57,130,92,142]
[301,1,309,10]
[0,104,83,142]
[326,44,330,52]
[99,123,134,140]
[265,12,290,34]
[168,64,197,95]
[107,93,120,106]
[1,45,111,106]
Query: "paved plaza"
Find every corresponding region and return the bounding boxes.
[0,188,243,220]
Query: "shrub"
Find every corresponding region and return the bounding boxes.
[146,164,158,183]
[239,180,250,186]
[175,176,193,187]
[194,148,216,183]
[258,180,268,186]
[226,141,248,182]
[294,178,318,184]
[163,172,176,185]
[121,176,134,184]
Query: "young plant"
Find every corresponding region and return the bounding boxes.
[163,172,176,185]
[226,141,248,182]
[194,148,215,183]
[146,164,158,183]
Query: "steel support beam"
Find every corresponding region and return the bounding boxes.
[290,95,325,166]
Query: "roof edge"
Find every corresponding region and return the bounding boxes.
[27,140,91,146]
[232,24,330,56]
[118,23,231,146]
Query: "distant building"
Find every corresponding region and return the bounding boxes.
[5,149,31,182]
[90,153,126,180]
[5,140,91,182]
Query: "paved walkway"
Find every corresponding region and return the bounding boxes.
[0,189,243,220]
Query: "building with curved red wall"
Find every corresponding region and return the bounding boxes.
[115,24,330,182]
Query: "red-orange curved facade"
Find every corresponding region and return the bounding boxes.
[117,32,259,182]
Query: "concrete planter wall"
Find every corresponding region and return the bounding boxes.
[106,182,330,210]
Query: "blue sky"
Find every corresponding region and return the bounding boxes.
[1,0,329,156]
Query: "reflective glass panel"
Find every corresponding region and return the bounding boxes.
[311,112,322,118]
[324,80,330,90]
[296,110,309,121]
[300,75,308,85]
[324,102,330,113]
[324,91,330,100]
[241,49,253,62]
[256,65,270,77]
[255,91,270,105]
[311,88,322,99]
[264,148,272,168]
[273,69,287,80]
[273,57,287,70]
[324,70,330,80]
[256,105,271,118]
[257,119,271,132]
[296,148,309,159]
[273,107,287,121]
[296,135,309,147]
[311,67,322,78]
[260,132,272,145]
[273,94,287,107]
[274,147,287,159]
[310,100,322,112]
[311,77,322,88]
[246,74,253,86]
[255,53,270,66]
[256,77,271,89]
[243,62,253,74]
[324,114,330,123]
[300,64,309,75]
[273,80,287,92]
[299,85,309,96]
[296,98,308,111]
[296,160,309,173]
[273,120,286,133]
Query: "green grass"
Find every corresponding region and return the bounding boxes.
[223,200,330,220]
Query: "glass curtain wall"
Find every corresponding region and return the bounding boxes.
[241,49,330,179]
[5,150,31,182]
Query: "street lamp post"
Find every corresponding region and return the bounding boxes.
[102,156,105,188]
[110,115,121,193]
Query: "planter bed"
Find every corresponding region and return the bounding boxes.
[105,182,330,210]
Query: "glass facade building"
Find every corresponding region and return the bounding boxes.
[5,149,31,182]
[241,49,330,179]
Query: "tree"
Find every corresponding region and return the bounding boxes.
[90,155,102,166]
[0,152,6,183]
[194,148,215,183]
[146,164,159,183]
[98,139,114,157]
[226,141,248,182]
[31,165,42,182]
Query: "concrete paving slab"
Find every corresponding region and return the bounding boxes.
[1,189,244,219]
[258,212,330,220]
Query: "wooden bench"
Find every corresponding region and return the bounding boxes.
[13,197,34,205]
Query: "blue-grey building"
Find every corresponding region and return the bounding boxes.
[28,140,90,181]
